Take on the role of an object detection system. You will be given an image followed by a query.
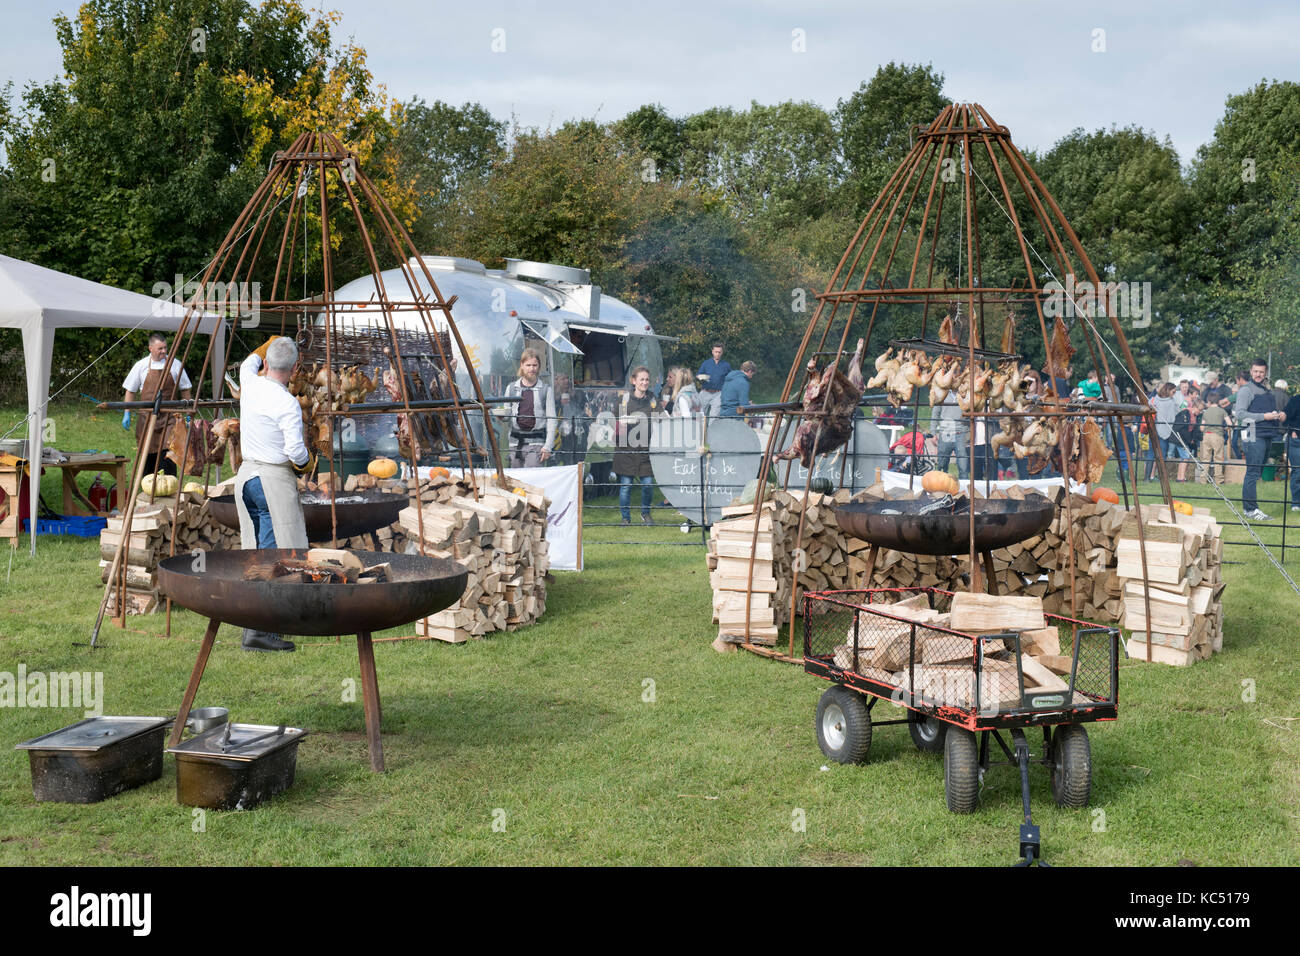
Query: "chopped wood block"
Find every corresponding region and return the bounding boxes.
[950,592,1046,631]
[1019,627,1060,657]
[713,538,775,561]
[869,631,914,671]
[1126,637,1195,666]
[419,621,470,643]
[919,634,998,664]
[1020,655,1069,691]
[891,659,1020,710]
[718,607,776,627]
[1037,653,1073,675]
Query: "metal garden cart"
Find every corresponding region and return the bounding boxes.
[803,586,1119,865]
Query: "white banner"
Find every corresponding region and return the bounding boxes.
[879,469,1087,496]
[415,463,584,571]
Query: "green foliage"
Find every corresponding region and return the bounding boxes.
[1033,127,1193,372]
[612,103,686,181]
[679,100,841,232]
[437,122,668,279]
[610,194,814,376]
[837,63,950,217]
[1183,81,1300,369]
[389,97,505,252]
[0,0,375,387]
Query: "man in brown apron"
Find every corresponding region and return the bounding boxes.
[122,333,193,475]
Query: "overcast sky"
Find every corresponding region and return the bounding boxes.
[4,1,1297,164]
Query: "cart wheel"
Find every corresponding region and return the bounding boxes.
[908,713,948,753]
[1050,724,1091,808]
[943,728,980,813]
[815,687,871,765]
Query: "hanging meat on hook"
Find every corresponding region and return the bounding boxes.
[1045,316,1076,394]
[164,417,241,476]
[776,339,866,467]
[1067,417,1112,485]
[938,299,962,346]
[1000,302,1017,355]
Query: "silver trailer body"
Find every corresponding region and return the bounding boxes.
[328,257,671,464]
[331,256,667,397]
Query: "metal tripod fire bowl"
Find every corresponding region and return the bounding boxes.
[157,549,468,772]
[206,490,408,542]
[832,494,1055,556]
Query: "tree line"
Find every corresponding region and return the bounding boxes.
[2,0,1297,401]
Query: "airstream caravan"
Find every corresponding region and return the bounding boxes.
[325,257,672,466]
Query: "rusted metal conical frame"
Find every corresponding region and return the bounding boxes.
[95,130,506,640]
[741,104,1172,661]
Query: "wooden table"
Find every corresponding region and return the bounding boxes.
[0,461,20,546]
[39,453,130,516]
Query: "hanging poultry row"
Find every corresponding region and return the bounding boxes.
[863,305,1111,483]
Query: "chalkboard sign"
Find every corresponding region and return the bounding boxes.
[650,417,762,525]
[771,419,891,491]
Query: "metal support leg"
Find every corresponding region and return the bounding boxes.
[356,630,385,772]
[982,551,999,596]
[169,618,221,748]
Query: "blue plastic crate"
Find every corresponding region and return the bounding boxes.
[21,515,108,537]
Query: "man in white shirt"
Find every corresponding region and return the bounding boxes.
[122,333,193,475]
[235,336,310,652]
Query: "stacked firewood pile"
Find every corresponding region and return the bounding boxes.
[1117,503,1224,665]
[708,504,781,647]
[705,483,1226,658]
[399,474,550,642]
[99,488,241,615]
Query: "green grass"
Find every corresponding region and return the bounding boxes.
[1,404,1298,865]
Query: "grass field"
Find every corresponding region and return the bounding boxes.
[1,402,1298,865]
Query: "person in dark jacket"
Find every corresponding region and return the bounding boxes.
[613,366,658,525]
[719,362,755,418]
[1236,358,1286,519]
[696,343,731,418]
[1285,391,1300,512]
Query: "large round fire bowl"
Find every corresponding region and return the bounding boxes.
[157,549,467,635]
[206,490,407,541]
[833,494,1055,555]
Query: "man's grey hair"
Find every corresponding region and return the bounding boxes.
[266,337,299,372]
[148,332,167,345]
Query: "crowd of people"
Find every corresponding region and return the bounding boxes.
[874,357,1300,518]
[1138,358,1300,520]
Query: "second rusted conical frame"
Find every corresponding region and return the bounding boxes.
[741,103,1172,661]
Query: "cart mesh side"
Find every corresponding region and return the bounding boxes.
[804,588,1118,728]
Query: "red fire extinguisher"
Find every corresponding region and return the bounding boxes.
[88,475,118,513]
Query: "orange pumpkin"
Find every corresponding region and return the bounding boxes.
[1172,499,1194,516]
[367,457,398,479]
[922,470,958,494]
[428,466,451,480]
[1091,487,1119,505]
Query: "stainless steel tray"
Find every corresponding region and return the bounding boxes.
[167,723,307,762]
[16,716,171,753]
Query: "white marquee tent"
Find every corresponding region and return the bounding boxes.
[0,254,226,553]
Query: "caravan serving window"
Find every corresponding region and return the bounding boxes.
[571,329,625,386]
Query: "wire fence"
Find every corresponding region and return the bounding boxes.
[557,411,1300,562]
